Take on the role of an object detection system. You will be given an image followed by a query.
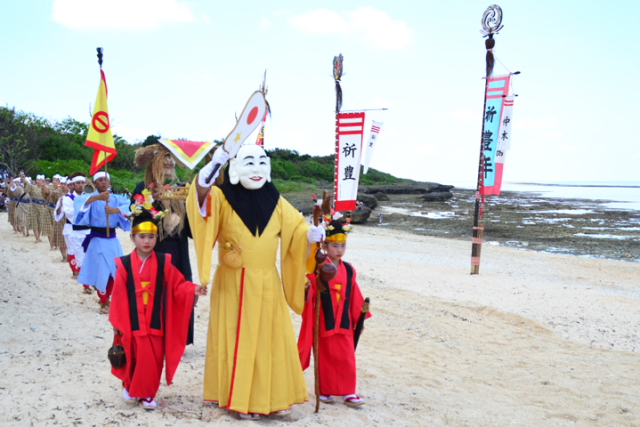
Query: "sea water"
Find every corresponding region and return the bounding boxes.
[451,181,640,211]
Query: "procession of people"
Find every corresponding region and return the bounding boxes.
[0,139,372,419]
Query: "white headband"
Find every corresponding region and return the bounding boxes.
[37,174,45,180]
[59,177,68,184]
[13,178,21,183]
[53,174,61,179]
[93,171,110,181]
[70,176,86,184]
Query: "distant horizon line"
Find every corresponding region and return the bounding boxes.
[508,181,640,189]
[442,180,640,190]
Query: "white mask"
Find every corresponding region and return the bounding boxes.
[228,145,271,190]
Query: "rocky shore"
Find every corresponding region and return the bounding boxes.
[287,182,640,263]
[372,186,640,263]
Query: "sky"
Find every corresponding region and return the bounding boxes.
[1,0,639,184]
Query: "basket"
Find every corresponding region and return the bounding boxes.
[108,344,126,368]
[158,186,189,201]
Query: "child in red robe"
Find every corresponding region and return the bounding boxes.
[298,219,371,407]
[109,207,207,410]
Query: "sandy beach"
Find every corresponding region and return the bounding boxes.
[1,216,640,426]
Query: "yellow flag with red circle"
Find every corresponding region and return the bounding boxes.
[85,70,117,175]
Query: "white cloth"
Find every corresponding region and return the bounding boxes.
[93,171,110,181]
[54,198,65,222]
[64,192,89,266]
[62,223,74,255]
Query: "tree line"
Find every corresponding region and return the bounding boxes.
[0,106,402,192]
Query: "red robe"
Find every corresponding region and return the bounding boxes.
[297,260,371,396]
[109,250,196,399]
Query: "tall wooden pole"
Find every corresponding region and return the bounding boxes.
[96,47,111,238]
[332,54,343,211]
[471,5,503,274]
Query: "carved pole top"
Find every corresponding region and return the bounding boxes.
[480,5,503,37]
[96,47,103,69]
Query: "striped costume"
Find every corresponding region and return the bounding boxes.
[25,183,51,235]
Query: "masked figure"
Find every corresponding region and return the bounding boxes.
[187,144,324,418]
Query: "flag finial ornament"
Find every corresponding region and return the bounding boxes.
[96,47,103,69]
[481,5,503,37]
[333,54,344,113]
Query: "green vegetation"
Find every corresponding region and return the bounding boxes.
[267,148,404,187]
[0,106,406,194]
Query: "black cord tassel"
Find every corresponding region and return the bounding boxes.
[485,36,495,78]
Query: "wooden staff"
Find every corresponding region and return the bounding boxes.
[312,203,324,413]
[353,297,370,350]
[312,191,337,413]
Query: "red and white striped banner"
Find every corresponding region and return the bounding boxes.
[362,120,383,174]
[335,112,365,211]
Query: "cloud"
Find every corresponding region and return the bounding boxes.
[289,7,413,50]
[348,7,413,50]
[51,0,200,30]
[259,17,270,29]
[289,9,349,34]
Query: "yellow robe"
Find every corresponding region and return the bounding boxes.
[187,184,309,414]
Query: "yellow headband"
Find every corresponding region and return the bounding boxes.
[325,233,347,243]
[132,221,158,235]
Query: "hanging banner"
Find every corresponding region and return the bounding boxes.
[335,112,365,211]
[479,74,511,195]
[483,94,515,195]
[362,121,383,174]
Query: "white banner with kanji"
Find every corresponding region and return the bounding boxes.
[335,112,365,211]
[362,120,383,174]
[484,94,515,195]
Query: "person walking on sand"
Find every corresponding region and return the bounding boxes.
[187,144,325,419]
[60,173,92,291]
[47,175,67,260]
[110,206,207,410]
[20,173,50,243]
[298,218,371,408]
[75,171,131,314]
[5,177,20,233]
[13,178,30,237]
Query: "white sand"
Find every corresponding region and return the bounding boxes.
[1,218,639,426]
